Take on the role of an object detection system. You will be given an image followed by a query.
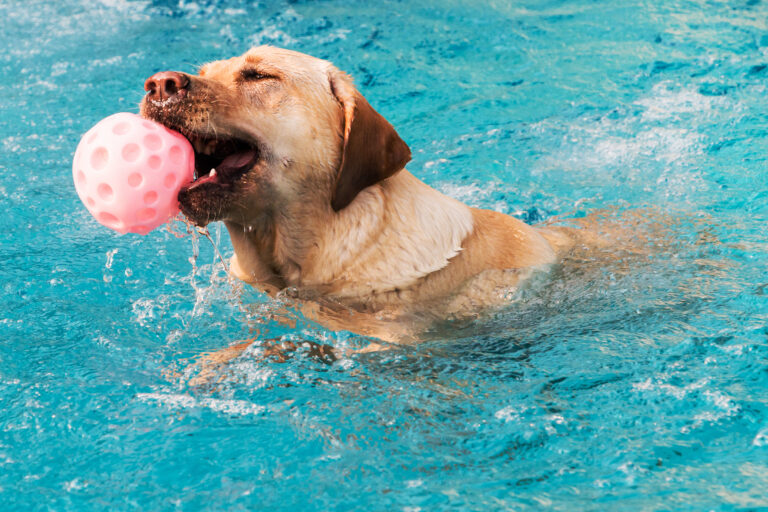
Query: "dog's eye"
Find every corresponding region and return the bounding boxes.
[240,69,276,81]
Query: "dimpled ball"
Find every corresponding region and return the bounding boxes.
[72,112,194,235]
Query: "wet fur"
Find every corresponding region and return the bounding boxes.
[141,46,583,351]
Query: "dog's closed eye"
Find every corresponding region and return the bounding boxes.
[239,69,278,82]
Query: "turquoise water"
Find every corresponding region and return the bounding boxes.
[2,0,768,509]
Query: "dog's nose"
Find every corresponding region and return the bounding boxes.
[144,71,189,102]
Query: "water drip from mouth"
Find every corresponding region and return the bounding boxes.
[166,214,232,281]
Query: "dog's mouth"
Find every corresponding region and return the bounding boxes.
[141,93,266,225]
[140,95,262,190]
[183,133,261,190]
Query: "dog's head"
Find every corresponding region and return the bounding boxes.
[140,46,411,227]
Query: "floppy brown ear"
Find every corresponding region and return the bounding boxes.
[329,71,411,211]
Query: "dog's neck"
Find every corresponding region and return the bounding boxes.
[225,170,474,299]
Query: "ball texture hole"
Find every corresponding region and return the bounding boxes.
[90,147,109,170]
[76,170,86,185]
[169,145,183,164]
[97,183,114,201]
[122,143,140,162]
[147,155,162,169]
[127,173,143,187]
[137,208,156,222]
[163,174,176,188]
[98,212,120,228]
[144,134,162,151]
[112,122,130,135]
[131,225,150,235]
[143,191,158,204]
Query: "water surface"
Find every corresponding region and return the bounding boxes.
[1,0,767,509]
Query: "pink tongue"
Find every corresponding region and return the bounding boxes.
[218,149,257,174]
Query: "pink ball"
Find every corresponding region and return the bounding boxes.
[72,112,194,235]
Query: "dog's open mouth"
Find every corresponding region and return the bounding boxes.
[183,134,260,190]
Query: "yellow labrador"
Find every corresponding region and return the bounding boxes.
[140,46,587,361]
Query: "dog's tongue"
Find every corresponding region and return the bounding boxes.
[187,149,259,190]
[218,149,258,175]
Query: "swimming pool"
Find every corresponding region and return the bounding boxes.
[2,0,767,509]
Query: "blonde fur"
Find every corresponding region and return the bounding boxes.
[141,46,570,344]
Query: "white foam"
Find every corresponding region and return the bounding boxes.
[636,81,730,122]
[494,405,521,422]
[632,377,710,399]
[531,80,743,203]
[753,428,768,446]
[315,29,351,44]
[137,392,267,417]
[437,181,501,207]
[131,298,156,326]
[251,27,297,46]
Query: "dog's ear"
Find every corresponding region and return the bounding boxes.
[328,70,411,212]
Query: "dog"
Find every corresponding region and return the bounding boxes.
[140,46,597,369]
